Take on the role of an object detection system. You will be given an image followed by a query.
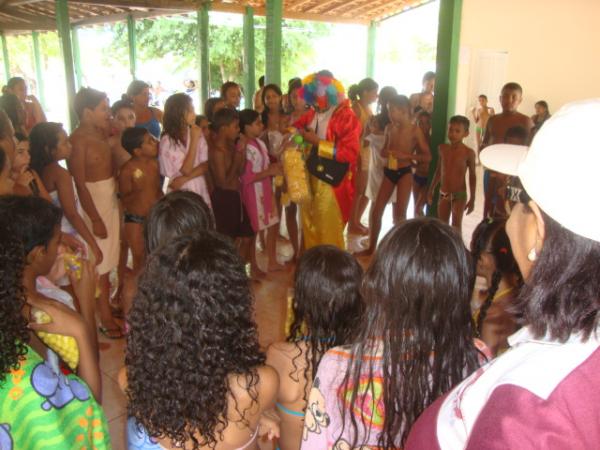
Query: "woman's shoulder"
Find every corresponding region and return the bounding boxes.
[150,107,163,120]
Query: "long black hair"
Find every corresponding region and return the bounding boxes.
[127,230,265,449]
[517,208,600,342]
[287,245,363,398]
[339,218,482,447]
[144,190,215,254]
[29,122,64,175]
[470,218,522,336]
[374,86,397,130]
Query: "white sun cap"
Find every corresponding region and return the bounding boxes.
[480,98,600,243]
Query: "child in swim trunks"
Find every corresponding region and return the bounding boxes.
[428,115,476,233]
[209,108,256,267]
[118,128,162,287]
[413,110,432,217]
[359,94,430,256]
[471,94,495,152]
[481,82,533,218]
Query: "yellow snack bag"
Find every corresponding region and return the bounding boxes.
[63,253,82,279]
[282,135,311,204]
[31,308,80,370]
[64,252,100,298]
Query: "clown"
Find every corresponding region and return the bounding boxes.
[294,70,361,250]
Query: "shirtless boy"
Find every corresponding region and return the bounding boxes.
[481,82,533,218]
[69,87,123,339]
[359,95,430,256]
[118,128,162,280]
[208,109,256,270]
[413,110,432,217]
[109,98,136,171]
[471,94,495,151]
[428,116,476,233]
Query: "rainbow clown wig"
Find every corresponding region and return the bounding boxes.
[300,70,346,111]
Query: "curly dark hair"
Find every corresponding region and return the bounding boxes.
[126,230,265,449]
[162,93,192,146]
[0,233,28,383]
[0,195,62,382]
[339,218,483,448]
[287,245,363,399]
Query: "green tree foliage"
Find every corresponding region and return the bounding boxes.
[108,14,330,93]
[3,32,60,89]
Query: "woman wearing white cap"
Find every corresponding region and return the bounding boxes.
[405,99,600,449]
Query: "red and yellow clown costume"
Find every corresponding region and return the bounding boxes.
[294,71,361,250]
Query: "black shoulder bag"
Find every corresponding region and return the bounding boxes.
[305,115,349,187]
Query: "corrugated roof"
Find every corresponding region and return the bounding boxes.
[0,0,432,32]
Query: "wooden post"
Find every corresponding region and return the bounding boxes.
[127,14,137,80]
[427,0,463,216]
[71,27,84,90]
[55,0,78,130]
[32,31,46,109]
[1,31,10,83]
[243,6,256,109]
[265,0,282,86]
[197,2,210,109]
[366,21,377,78]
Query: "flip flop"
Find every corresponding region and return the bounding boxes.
[98,326,125,340]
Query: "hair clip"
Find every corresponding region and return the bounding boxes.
[499,247,508,254]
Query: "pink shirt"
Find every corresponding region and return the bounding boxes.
[301,340,490,450]
[159,129,211,208]
[406,326,600,449]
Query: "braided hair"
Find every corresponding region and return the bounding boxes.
[470,219,522,337]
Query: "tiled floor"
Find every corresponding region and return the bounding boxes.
[101,167,486,449]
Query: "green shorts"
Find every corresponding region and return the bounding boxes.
[440,190,468,202]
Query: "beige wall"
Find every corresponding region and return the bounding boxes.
[455,0,600,119]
